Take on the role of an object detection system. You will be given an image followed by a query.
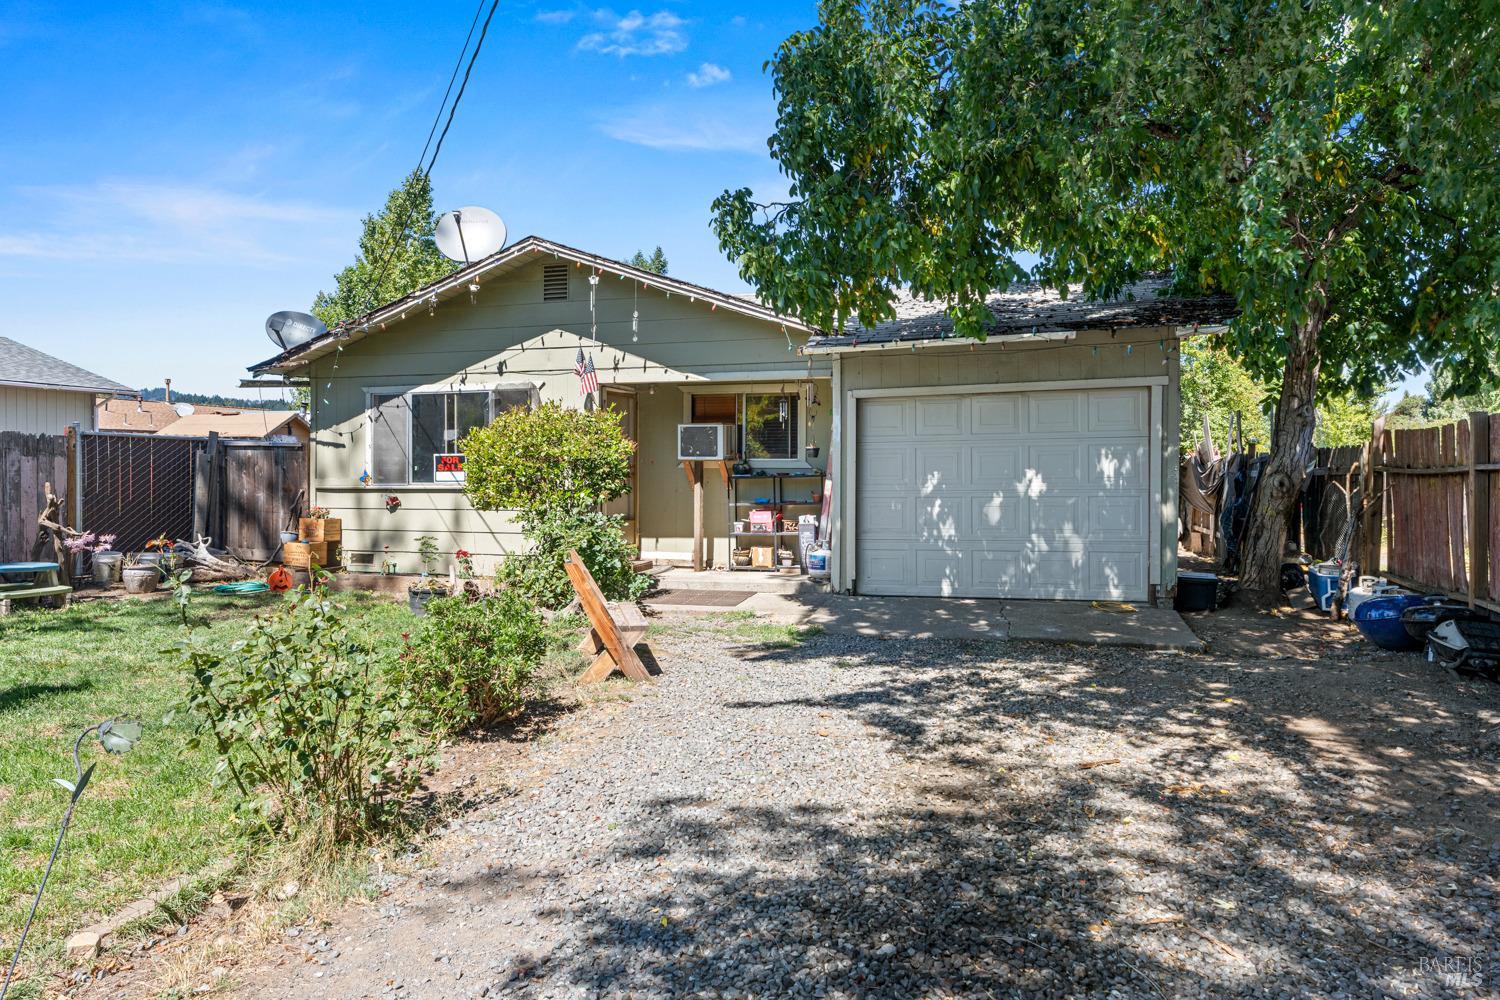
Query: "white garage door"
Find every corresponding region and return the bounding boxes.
[855,387,1152,600]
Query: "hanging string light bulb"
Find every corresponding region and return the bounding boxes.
[632,280,639,342]
[588,273,599,344]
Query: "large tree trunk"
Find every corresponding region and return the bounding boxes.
[1238,303,1327,593]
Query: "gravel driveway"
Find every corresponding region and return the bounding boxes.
[230,615,1500,1000]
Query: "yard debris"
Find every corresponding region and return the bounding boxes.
[1075,757,1121,769]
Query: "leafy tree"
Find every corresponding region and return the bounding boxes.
[628,246,669,275]
[313,171,458,326]
[1179,339,1269,455]
[712,0,1499,592]
[1384,393,1429,430]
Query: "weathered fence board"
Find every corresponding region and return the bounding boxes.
[0,431,69,562]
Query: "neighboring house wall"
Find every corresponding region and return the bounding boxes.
[303,259,827,573]
[0,385,98,433]
[831,327,1181,595]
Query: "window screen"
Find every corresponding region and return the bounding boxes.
[492,387,533,415]
[410,391,489,484]
[370,393,409,485]
[743,394,798,459]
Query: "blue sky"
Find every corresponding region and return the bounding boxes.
[0,1,816,395]
[0,1,1428,402]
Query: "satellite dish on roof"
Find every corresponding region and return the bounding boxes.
[265,310,327,351]
[435,206,507,264]
[174,402,196,417]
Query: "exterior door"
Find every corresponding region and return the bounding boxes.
[602,388,638,546]
[854,387,1151,599]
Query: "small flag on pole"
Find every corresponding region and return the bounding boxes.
[575,347,599,396]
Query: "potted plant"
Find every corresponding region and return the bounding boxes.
[64,531,119,586]
[145,535,180,576]
[407,535,448,615]
[121,553,160,594]
[299,506,341,544]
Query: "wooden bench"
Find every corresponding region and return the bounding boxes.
[563,549,652,684]
[0,584,72,616]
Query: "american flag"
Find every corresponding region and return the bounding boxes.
[575,347,599,396]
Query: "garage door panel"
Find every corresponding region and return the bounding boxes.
[913,497,965,543]
[970,494,1024,539]
[915,549,967,595]
[856,388,1150,601]
[857,495,913,538]
[1088,389,1148,434]
[858,546,914,593]
[973,550,1026,591]
[919,447,963,494]
[1028,444,1085,491]
[1088,550,1147,598]
[1031,552,1086,597]
[1028,392,1082,434]
[860,446,913,489]
[970,445,1023,490]
[972,395,1022,434]
[1089,494,1148,541]
[916,398,964,437]
[1089,441,1149,489]
[861,399,910,438]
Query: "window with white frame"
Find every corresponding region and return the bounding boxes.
[368,386,534,486]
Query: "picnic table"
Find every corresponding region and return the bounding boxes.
[0,561,72,615]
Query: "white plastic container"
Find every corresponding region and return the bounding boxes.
[1345,577,1404,618]
[806,546,831,579]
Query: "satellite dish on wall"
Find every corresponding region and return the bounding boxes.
[266,310,328,351]
[435,206,507,264]
[174,402,196,417]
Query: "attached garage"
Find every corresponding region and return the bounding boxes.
[854,386,1155,600]
[807,277,1238,604]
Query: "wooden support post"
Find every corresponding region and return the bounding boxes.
[692,461,705,571]
[1469,412,1491,609]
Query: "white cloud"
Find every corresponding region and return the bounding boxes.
[600,101,769,154]
[535,9,578,24]
[577,9,687,57]
[685,62,731,88]
[0,180,346,266]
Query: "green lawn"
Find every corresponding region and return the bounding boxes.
[0,589,411,966]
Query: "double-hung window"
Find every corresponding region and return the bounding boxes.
[369,386,534,486]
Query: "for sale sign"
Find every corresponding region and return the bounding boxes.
[434,453,465,483]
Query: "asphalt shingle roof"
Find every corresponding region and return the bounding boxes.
[0,336,133,394]
[804,277,1238,350]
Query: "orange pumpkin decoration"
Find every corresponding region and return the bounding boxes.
[267,566,294,592]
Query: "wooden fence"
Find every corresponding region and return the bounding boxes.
[194,435,307,561]
[1362,412,1497,613]
[0,431,70,562]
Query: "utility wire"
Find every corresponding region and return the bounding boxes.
[418,0,487,169]
[349,0,501,322]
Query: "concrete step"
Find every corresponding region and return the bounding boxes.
[649,566,827,596]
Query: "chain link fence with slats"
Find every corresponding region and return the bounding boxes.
[79,432,206,554]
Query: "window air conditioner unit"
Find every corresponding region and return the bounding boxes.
[677,423,726,461]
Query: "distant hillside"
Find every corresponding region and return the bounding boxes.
[138,387,265,408]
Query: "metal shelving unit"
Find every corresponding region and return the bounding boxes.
[727,471,821,572]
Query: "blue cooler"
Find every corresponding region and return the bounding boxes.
[1306,562,1342,611]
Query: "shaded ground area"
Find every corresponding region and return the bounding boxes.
[82,611,1500,999]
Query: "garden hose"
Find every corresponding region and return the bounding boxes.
[212,581,271,595]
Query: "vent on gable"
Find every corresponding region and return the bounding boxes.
[542,264,570,301]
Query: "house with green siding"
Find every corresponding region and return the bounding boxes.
[251,236,1235,603]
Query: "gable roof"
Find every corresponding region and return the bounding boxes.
[97,398,185,432]
[162,409,307,439]
[249,236,814,376]
[803,277,1238,352]
[0,336,133,395]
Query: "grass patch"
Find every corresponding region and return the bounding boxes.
[0,590,410,969]
[648,610,823,648]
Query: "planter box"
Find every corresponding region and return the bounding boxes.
[298,517,342,543]
[284,541,341,569]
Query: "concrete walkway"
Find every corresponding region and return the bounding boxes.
[704,591,1203,651]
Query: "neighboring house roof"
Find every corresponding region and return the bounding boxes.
[249,236,815,376]
[96,398,185,432]
[803,277,1238,352]
[164,409,308,439]
[0,336,133,395]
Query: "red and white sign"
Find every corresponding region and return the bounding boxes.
[434,453,466,483]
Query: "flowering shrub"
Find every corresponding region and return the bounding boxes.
[63,531,117,555]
